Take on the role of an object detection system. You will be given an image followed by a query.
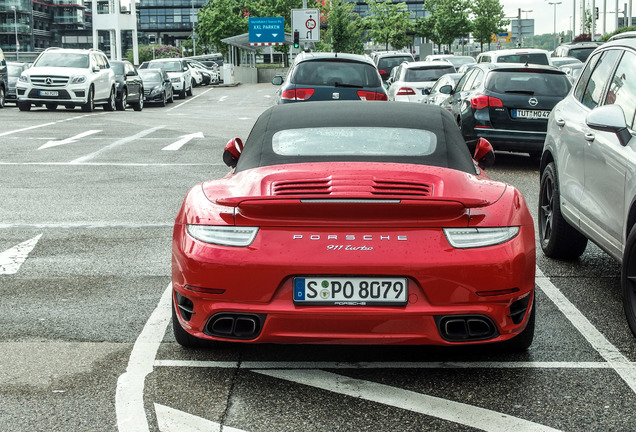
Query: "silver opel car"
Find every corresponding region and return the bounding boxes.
[539,32,636,338]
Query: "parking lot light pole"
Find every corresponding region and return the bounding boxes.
[548,1,562,50]
[11,5,19,61]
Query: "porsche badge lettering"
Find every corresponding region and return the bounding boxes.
[292,235,407,241]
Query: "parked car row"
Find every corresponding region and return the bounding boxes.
[3,47,207,112]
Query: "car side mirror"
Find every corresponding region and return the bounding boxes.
[424,88,431,95]
[439,84,453,95]
[272,75,283,85]
[223,138,244,168]
[586,104,632,146]
[93,65,100,72]
[473,137,495,169]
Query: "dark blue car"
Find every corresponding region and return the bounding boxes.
[272,52,387,103]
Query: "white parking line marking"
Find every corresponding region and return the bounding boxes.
[536,268,636,393]
[155,403,250,432]
[39,130,102,149]
[70,126,165,164]
[0,113,106,137]
[256,369,561,432]
[162,132,204,151]
[0,234,42,275]
[116,283,172,432]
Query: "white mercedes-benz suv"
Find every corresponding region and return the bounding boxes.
[16,47,116,112]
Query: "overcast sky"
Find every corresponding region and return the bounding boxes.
[500,0,627,36]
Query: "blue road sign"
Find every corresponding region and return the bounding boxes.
[249,17,285,44]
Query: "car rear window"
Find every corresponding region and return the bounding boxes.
[292,60,381,87]
[486,71,571,97]
[272,127,437,156]
[377,56,413,71]
[405,66,455,82]
[569,47,596,62]
[496,53,550,65]
[149,61,181,72]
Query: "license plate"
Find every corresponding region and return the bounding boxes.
[513,109,550,119]
[39,90,58,97]
[293,277,408,305]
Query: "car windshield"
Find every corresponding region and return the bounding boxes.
[496,53,550,65]
[272,127,437,156]
[149,60,181,72]
[139,71,162,83]
[7,64,24,76]
[404,66,455,82]
[34,52,89,68]
[293,60,381,87]
[486,71,571,96]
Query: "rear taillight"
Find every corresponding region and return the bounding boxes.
[396,87,416,96]
[357,90,388,101]
[471,95,504,110]
[281,88,315,101]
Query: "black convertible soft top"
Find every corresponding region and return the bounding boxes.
[235,101,476,174]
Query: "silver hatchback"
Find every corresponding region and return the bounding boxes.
[539,32,636,338]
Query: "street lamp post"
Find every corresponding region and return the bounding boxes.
[548,1,562,50]
[10,5,19,61]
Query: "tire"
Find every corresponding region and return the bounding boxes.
[132,92,143,111]
[538,162,588,259]
[621,224,636,338]
[0,86,5,108]
[159,91,167,107]
[45,103,58,111]
[500,299,535,351]
[187,80,194,96]
[116,89,127,111]
[65,105,75,110]
[103,88,116,111]
[18,101,30,111]
[179,88,186,99]
[81,88,94,112]
[168,89,174,103]
[172,296,206,348]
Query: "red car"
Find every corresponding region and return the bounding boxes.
[172,102,536,350]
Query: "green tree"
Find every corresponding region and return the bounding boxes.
[197,0,249,58]
[324,0,364,53]
[433,0,472,51]
[364,0,413,51]
[471,0,508,51]
[126,45,180,64]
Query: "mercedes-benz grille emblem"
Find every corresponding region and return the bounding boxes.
[528,97,538,107]
[45,77,52,85]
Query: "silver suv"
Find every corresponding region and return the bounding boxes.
[16,47,116,112]
[539,32,636,338]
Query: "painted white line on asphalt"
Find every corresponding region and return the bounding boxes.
[155,403,250,432]
[70,126,165,164]
[165,88,215,113]
[256,369,561,432]
[0,113,106,137]
[153,360,622,369]
[219,96,228,102]
[0,234,42,275]
[162,132,204,151]
[116,283,172,432]
[39,130,102,149]
[536,267,636,394]
[0,223,171,229]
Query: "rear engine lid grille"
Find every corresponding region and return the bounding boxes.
[271,177,433,197]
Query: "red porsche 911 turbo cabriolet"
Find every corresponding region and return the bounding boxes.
[171,101,536,350]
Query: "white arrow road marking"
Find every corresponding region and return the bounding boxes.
[161,132,204,151]
[39,130,102,149]
[116,283,172,432]
[255,369,561,432]
[155,404,250,432]
[0,234,42,275]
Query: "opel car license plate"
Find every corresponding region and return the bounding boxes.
[513,109,550,119]
[293,277,408,305]
[39,90,59,97]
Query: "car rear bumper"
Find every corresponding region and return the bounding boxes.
[472,128,546,152]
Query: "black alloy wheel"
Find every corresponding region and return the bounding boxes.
[538,162,587,259]
[621,225,636,338]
